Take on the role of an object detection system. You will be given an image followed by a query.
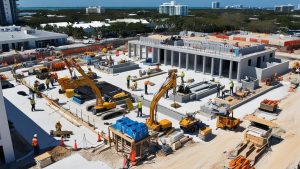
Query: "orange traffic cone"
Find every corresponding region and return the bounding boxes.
[73,140,78,151]
[60,136,65,146]
[130,149,137,166]
[97,132,102,142]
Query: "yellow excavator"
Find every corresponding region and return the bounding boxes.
[146,71,177,131]
[68,58,116,114]
[58,59,87,93]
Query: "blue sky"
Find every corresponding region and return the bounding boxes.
[19,0,300,8]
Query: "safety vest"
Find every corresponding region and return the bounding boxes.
[229,81,234,88]
[32,138,38,147]
[46,79,50,84]
[127,76,131,80]
[30,99,35,105]
[181,72,185,77]
[137,101,142,109]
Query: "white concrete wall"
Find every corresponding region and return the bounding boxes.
[0,81,15,163]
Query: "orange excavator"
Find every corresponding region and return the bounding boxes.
[67,58,116,114]
[146,71,177,131]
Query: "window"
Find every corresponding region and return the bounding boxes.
[248,59,252,66]
[263,56,265,62]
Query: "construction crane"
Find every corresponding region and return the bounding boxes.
[68,58,116,113]
[146,71,177,131]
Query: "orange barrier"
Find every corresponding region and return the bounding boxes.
[261,39,269,44]
[51,61,66,71]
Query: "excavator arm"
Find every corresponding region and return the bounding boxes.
[67,58,104,107]
[147,72,177,131]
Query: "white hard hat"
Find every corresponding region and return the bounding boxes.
[34,134,37,137]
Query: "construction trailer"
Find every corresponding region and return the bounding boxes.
[108,126,151,161]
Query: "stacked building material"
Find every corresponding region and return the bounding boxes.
[112,117,148,141]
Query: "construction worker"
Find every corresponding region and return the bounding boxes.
[180,71,185,84]
[55,121,62,131]
[50,74,54,87]
[32,134,39,154]
[123,154,130,169]
[216,82,221,98]
[229,80,234,96]
[54,72,58,82]
[144,80,149,95]
[30,97,36,112]
[126,75,131,89]
[137,100,143,117]
[109,55,114,66]
[221,88,226,99]
[45,77,50,90]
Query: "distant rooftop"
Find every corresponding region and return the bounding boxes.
[0,26,67,42]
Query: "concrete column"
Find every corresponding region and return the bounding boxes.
[157,48,161,64]
[0,82,15,163]
[128,43,132,58]
[194,54,197,71]
[186,53,189,70]
[203,56,206,74]
[179,52,182,68]
[145,46,148,59]
[211,58,215,76]
[219,59,223,77]
[139,45,143,59]
[164,49,167,65]
[237,62,241,82]
[171,51,174,67]
[229,60,233,79]
[134,44,137,56]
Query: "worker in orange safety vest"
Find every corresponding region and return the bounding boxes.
[32,134,39,154]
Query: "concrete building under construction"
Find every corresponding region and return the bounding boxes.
[128,35,289,81]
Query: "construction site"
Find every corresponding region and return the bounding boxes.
[1,33,300,169]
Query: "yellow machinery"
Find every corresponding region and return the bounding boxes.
[58,59,87,93]
[35,66,49,80]
[179,113,200,133]
[216,110,240,130]
[84,52,96,57]
[67,58,116,113]
[146,72,177,131]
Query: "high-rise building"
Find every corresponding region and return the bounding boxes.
[274,4,294,13]
[0,81,15,164]
[86,6,105,14]
[159,1,188,16]
[0,0,18,25]
[212,1,220,9]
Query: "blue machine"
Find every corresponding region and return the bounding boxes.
[112,117,149,141]
[72,96,85,104]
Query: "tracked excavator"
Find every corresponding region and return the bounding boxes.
[67,58,116,114]
[146,71,177,131]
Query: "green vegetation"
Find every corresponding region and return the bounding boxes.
[17,8,300,38]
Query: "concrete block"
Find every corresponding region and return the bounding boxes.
[172,141,182,151]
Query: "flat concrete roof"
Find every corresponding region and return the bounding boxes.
[0,29,67,43]
[148,34,260,48]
